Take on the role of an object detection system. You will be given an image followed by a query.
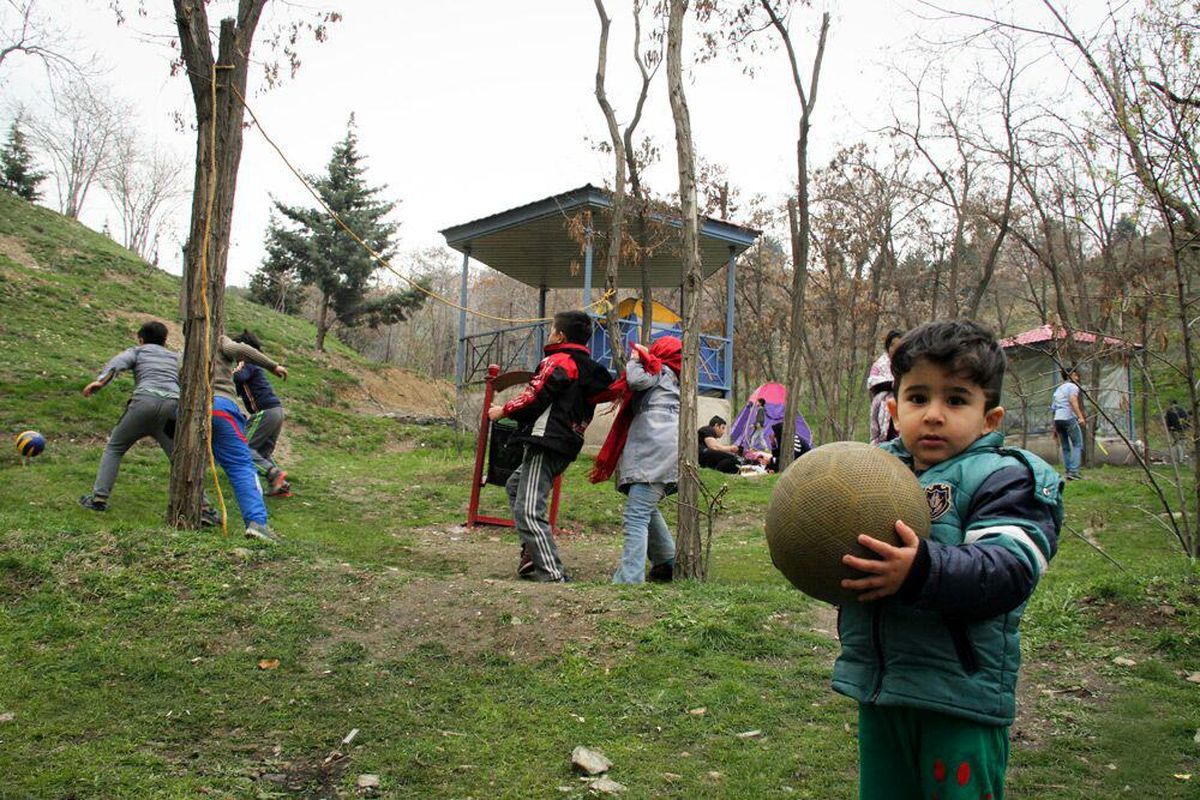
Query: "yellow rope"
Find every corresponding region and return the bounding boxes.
[231,85,615,323]
[202,62,230,538]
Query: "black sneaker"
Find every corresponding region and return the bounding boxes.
[200,506,222,527]
[79,494,108,512]
[648,561,675,583]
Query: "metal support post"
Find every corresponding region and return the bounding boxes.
[583,230,594,310]
[536,285,548,356]
[724,246,736,398]
[455,245,472,392]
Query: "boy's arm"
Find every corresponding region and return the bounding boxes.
[1069,386,1087,426]
[494,353,575,423]
[898,466,1059,620]
[84,347,137,395]
[624,356,657,392]
[220,336,287,380]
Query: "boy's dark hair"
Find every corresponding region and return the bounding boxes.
[891,320,1006,409]
[1060,365,1078,381]
[884,329,904,349]
[552,310,593,345]
[709,415,727,427]
[233,329,263,351]
[138,321,168,346]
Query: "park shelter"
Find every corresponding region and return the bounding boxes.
[440,184,760,398]
[999,324,1138,439]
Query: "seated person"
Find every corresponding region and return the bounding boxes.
[769,420,811,471]
[698,416,742,474]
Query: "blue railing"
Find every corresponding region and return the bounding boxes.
[589,317,729,395]
[459,317,730,396]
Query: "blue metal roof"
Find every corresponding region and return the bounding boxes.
[440,184,760,289]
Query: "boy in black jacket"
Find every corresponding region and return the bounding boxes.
[487,310,611,582]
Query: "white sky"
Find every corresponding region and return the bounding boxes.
[1,1,1095,287]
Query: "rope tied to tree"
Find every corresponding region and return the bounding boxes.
[201,61,234,537]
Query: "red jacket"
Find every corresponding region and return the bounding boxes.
[502,342,612,459]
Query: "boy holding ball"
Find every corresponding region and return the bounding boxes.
[835,320,1063,799]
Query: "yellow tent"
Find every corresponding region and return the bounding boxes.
[614,298,682,326]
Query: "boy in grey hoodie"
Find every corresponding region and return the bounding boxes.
[80,321,181,512]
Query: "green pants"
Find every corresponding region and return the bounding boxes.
[858,704,1008,800]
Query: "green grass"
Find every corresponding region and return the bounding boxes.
[2,191,1199,797]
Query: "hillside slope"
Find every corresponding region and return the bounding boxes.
[0,190,452,446]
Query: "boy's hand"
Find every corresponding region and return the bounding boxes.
[274,365,289,381]
[628,343,645,362]
[487,404,505,421]
[82,381,104,397]
[841,520,922,602]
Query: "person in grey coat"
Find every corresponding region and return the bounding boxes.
[80,320,180,512]
[590,336,682,584]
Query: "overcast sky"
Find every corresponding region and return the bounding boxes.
[2,1,1094,287]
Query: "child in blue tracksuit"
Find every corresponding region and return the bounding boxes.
[232,329,290,497]
[833,320,1063,800]
[208,334,289,542]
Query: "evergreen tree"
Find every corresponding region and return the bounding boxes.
[0,120,47,202]
[249,212,309,314]
[254,116,422,351]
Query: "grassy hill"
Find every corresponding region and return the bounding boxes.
[0,191,1198,798]
[0,189,452,449]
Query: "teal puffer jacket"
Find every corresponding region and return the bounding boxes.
[832,431,1063,726]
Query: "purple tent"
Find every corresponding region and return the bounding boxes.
[729,382,813,453]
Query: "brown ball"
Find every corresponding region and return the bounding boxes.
[765,441,931,605]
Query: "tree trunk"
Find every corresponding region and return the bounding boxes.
[666,0,703,579]
[167,1,265,529]
[777,11,829,472]
[316,291,331,352]
[593,0,626,369]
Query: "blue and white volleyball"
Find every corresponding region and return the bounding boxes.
[15,430,45,457]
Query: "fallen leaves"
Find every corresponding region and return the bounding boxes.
[257,658,280,670]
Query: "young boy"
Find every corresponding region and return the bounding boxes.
[208,333,289,543]
[834,320,1063,800]
[232,329,290,497]
[487,310,611,582]
[80,321,180,512]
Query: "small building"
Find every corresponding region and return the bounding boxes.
[439,184,760,398]
[999,324,1139,447]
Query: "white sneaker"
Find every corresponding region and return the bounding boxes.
[244,522,280,543]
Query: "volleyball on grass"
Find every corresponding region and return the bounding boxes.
[15,430,46,457]
[764,441,931,605]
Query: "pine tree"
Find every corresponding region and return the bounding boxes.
[253,116,422,351]
[0,120,47,202]
[249,212,309,314]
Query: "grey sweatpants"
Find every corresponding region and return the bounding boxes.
[505,445,572,581]
[93,394,176,499]
[245,405,284,477]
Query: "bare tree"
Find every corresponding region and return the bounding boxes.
[927,0,1200,557]
[102,135,187,261]
[0,0,90,80]
[593,0,628,364]
[166,0,268,528]
[763,2,830,471]
[666,0,704,578]
[26,77,127,218]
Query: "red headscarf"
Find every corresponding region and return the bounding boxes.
[589,336,683,483]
